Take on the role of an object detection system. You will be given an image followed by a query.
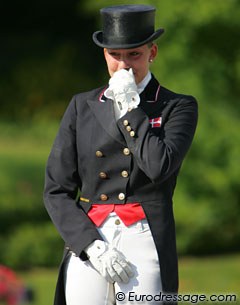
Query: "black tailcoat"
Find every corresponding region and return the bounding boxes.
[43,75,198,305]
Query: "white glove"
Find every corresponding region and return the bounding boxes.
[85,240,134,283]
[105,69,140,120]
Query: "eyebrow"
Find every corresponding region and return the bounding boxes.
[107,50,141,56]
[107,48,142,52]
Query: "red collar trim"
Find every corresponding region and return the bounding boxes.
[98,87,107,102]
[155,85,161,102]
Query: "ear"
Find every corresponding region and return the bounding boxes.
[150,43,158,61]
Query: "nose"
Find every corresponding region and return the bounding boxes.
[118,57,130,70]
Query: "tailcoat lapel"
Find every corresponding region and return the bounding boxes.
[139,74,165,117]
[87,95,126,146]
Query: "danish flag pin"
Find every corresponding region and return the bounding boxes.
[149,117,162,128]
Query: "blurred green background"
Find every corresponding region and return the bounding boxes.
[0,0,239,303]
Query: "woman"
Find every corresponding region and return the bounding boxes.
[44,5,198,305]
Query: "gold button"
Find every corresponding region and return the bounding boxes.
[115,219,121,225]
[96,150,103,157]
[118,193,125,200]
[123,120,129,126]
[100,194,108,201]
[123,148,130,156]
[130,131,135,137]
[99,172,107,179]
[121,170,129,178]
[126,126,131,132]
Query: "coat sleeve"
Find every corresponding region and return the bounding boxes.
[43,96,102,258]
[117,96,198,184]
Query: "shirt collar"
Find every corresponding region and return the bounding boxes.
[103,70,152,101]
[137,71,152,94]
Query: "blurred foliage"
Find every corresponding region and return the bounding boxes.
[3,223,62,268]
[0,121,63,268]
[0,0,240,268]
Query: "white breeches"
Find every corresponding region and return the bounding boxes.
[64,213,162,305]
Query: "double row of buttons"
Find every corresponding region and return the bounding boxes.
[95,149,130,202]
[123,120,135,137]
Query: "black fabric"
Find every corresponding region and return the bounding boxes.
[92,5,164,49]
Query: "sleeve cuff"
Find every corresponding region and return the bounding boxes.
[85,240,107,258]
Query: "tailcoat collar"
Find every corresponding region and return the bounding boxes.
[87,74,163,144]
[139,74,165,116]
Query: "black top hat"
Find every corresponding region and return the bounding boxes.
[93,5,164,49]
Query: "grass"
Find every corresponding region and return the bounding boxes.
[19,269,57,305]
[15,255,240,305]
[179,255,240,293]
[178,255,240,304]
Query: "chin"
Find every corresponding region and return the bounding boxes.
[135,77,141,84]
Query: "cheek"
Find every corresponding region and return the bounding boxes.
[134,61,150,82]
[106,58,118,76]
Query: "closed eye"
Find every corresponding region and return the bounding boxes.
[108,52,120,59]
[107,50,142,61]
[129,52,140,56]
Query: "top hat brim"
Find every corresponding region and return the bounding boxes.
[92,28,164,49]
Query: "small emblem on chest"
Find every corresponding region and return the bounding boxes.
[149,117,162,128]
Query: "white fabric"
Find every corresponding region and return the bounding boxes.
[105,69,140,120]
[137,71,151,94]
[85,240,107,257]
[64,213,162,305]
[85,240,134,283]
